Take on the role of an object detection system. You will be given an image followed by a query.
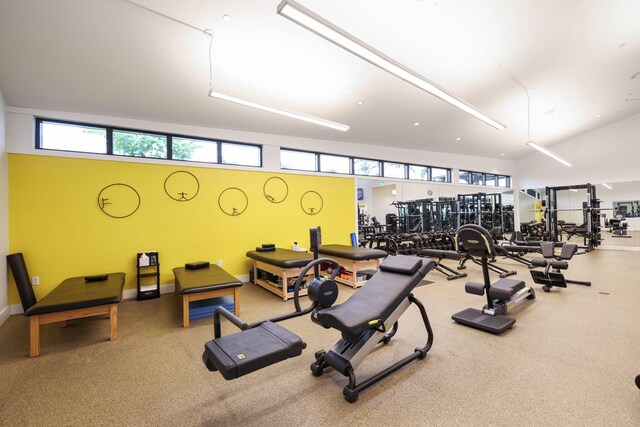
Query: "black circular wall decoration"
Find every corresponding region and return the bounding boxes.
[218,187,248,216]
[300,190,324,215]
[164,170,199,202]
[98,183,141,219]
[263,176,289,203]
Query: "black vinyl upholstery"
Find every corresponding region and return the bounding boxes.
[246,248,313,268]
[25,274,125,316]
[173,265,242,295]
[203,321,305,380]
[314,255,434,341]
[487,278,525,301]
[318,244,387,261]
[418,249,465,260]
[7,253,37,312]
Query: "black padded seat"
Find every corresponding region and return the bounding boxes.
[24,273,125,316]
[314,256,434,340]
[417,249,465,260]
[487,278,525,301]
[203,321,305,380]
[173,265,241,295]
[245,248,313,268]
[501,244,539,253]
[318,244,387,260]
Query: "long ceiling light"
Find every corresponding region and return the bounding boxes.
[209,90,350,132]
[601,183,612,189]
[277,0,505,130]
[526,141,572,167]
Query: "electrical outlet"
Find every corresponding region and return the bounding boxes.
[217,259,223,267]
[31,276,39,286]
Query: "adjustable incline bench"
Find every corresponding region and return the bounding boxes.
[203,243,435,402]
[417,248,467,280]
[529,242,591,292]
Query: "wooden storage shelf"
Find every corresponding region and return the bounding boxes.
[251,260,315,301]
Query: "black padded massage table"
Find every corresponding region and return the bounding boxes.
[246,248,314,301]
[173,264,242,327]
[317,244,387,288]
[7,253,125,357]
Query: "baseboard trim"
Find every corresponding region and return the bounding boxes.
[0,305,10,326]
[10,303,23,315]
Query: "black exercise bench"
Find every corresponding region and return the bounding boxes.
[203,255,435,402]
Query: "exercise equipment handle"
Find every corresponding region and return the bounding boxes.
[293,257,340,313]
[214,306,248,338]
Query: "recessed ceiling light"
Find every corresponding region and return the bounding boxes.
[222,14,231,22]
[414,122,420,126]
[500,153,504,156]
[356,100,364,106]
[595,114,601,118]
[455,137,461,141]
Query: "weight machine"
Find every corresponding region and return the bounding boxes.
[544,183,602,251]
[458,193,504,231]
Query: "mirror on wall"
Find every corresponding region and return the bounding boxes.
[357,178,514,237]
[518,181,640,249]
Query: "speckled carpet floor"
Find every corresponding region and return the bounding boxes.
[1,249,639,426]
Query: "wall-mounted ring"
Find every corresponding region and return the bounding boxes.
[263,176,289,203]
[164,170,200,202]
[301,190,324,215]
[98,183,141,219]
[218,187,248,216]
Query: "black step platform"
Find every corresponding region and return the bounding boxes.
[451,308,515,334]
[203,321,306,380]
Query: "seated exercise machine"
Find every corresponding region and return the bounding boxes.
[452,225,536,334]
[606,215,631,238]
[529,242,591,292]
[202,227,435,402]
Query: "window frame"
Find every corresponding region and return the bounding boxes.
[280,148,319,172]
[352,157,382,177]
[318,153,352,174]
[35,117,263,168]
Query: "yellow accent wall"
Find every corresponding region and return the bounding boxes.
[8,154,355,304]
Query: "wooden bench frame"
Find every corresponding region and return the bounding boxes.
[320,256,382,289]
[28,303,118,357]
[252,260,314,301]
[180,287,240,328]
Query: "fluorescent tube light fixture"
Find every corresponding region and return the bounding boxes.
[526,141,572,167]
[209,90,350,132]
[277,0,505,130]
[602,183,612,190]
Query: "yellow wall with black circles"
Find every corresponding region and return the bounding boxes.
[7,153,355,304]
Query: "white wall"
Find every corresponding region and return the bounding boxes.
[516,112,640,189]
[0,88,9,325]
[5,106,516,178]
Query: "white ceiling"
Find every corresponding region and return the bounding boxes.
[0,0,639,159]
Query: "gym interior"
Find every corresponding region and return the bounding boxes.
[0,1,639,425]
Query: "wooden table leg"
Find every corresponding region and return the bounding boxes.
[109,304,118,340]
[253,262,257,284]
[234,287,240,316]
[282,271,288,301]
[30,315,40,357]
[183,295,190,328]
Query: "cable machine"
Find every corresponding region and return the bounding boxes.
[544,183,602,251]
